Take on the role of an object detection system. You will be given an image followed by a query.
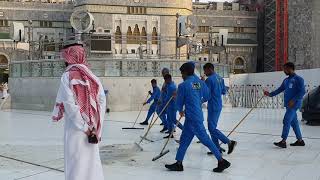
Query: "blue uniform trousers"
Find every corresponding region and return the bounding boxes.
[208,110,230,148]
[145,102,157,122]
[282,108,303,140]
[157,105,168,129]
[176,120,222,161]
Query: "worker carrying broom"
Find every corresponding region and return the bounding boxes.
[140,79,161,125]
[165,62,231,173]
[264,62,306,148]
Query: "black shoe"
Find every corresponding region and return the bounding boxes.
[207,147,226,155]
[228,141,237,154]
[213,159,231,173]
[160,127,168,133]
[165,130,175,134]
[290,140,305,147]
[160,123,164,125]
[165,162,184,171]
[274,141,287,148]
[163,134,174,139]
[139,121,148,125]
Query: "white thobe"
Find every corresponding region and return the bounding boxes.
[2,84,8,98]
[53,69,106,180]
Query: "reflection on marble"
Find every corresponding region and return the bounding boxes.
[0,107,320,180]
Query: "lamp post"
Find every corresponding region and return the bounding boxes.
[28,20,33,60]
[175,13,180,60]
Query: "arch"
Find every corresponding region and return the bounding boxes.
[127,26,133,44]
[115,26,122,44]
[0,53,9,83]
[152,27,158,44]
[141,27,147,44]
[233,56,246,74]
[0,53,9,66]
[133,24,141,44]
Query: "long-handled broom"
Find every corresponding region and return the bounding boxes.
[122,93,150,130]
[223,96,264,139]
[152,116,183,161]
[153,96,265,160]
[134,96,174,151]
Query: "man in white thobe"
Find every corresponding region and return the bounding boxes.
[1,82,8,99]
[52,44,106,180]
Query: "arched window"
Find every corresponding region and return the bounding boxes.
[127,26,133,44]
[115,26,122,44]
[141,27,147,44]
[133,24,140,44]
[234,57,246,74]
[152,27,158,45]
[0,55,8,66]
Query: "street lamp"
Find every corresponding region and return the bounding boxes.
[28,20,33,60]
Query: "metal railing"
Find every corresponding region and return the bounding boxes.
[10,58,230,78]
[226,84,317,109]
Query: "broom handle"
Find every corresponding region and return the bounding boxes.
[139,96,174,144]
[226,96,264,138]
[132,93,150,128]
[159,116,183,154]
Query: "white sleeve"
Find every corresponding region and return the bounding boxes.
[60,73,89,132]
[98,81,107,138]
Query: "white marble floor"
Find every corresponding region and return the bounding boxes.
[0,107,320,180]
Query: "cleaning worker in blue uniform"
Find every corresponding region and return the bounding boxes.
[163,74,183,138]
[203,63,237,155]
[264,62,306,148]
[157,68,170,133]
[165,62,231,173]
[140,79,161,125]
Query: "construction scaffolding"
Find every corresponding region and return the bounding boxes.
[264,0,288,72]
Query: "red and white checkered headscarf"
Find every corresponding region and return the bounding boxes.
[53,45,102,138]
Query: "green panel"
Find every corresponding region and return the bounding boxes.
[0,32,10,39]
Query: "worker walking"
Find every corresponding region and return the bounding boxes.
[165,63,231,173]
[264,62,306,148]
[140,79,161,125]
[203,63,237,154]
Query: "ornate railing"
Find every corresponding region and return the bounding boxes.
[9,59,230,78]
[227,84,317,108]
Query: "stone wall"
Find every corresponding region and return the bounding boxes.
[288,0,320,70]
[8,76,183,111]
[288,0,313,70]
[311,0,320,69]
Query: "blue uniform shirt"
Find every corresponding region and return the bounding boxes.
[176,75,210,123]
[205,73,226,111]
[270,73,306,108]
[164,81,177,109]
[147,86,161,104]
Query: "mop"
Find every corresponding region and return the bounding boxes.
[134,96,174,151]
[152,116,183,161]
[122,94,150,130]
[152,96,265,160]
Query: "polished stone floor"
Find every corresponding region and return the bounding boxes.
[0,107,320,180]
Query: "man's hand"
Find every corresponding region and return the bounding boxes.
[288,100,295,108]
[148,91,152,95]
[172,91,177,98]
[85,129,92,136]
[179,111,185,118]
[263,90,270,97]
[143,102,147,106]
